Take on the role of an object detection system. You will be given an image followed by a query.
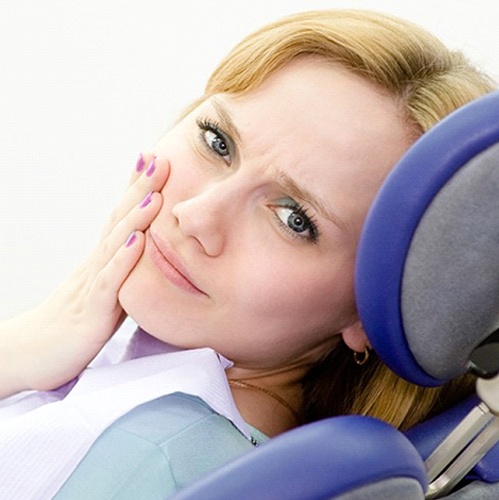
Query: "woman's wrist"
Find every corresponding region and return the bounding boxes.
[0,314,35,398]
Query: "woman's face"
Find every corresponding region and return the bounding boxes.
[119,57,413,371]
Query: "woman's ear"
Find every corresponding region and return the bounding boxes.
[341,320,370,353]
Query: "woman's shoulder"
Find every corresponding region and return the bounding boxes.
[110,392,257,450]
[54,392,260,499]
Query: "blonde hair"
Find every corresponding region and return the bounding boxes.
[190,9,496,429]
[303,343,475,431]
[188,10,494,134]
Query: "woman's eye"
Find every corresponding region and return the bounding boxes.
[276,207,310,233]
[204,129,230,159]
[274,201,318,243]
[197,118,232,165]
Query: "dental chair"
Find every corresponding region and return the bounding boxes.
[174,90,499,499]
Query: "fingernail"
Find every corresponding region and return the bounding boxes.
[125,231,137,247]
[135,153,146,172]
[145,158,156,177]
[139,191,153,209]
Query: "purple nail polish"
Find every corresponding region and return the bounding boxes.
[135,153,145,172]
[139,191,153,209]
[125,231,137,247]
[145,158,156,177]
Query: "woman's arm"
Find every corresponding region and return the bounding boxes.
[0,154,169,398]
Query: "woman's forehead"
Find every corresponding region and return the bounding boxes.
[217,59,409,146]
[205,60,412,181]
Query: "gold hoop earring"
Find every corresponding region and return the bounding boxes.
[353,347,370,366]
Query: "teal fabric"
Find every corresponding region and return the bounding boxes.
[55,393,268,499]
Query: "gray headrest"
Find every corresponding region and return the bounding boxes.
[402,142,499,380]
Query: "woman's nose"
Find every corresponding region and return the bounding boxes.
[171,185,228,257]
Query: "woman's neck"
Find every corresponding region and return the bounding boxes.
[226,367,305,437]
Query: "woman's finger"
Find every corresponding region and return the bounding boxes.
[100,155,169,241]
[127,152,155,186]
[91,190,163,277]
[86,230,147,331]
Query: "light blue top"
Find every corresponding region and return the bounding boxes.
[55,392,268,499]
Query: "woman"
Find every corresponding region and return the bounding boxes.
[0,9,495,498]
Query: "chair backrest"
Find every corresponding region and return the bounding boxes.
[356,90,499,497]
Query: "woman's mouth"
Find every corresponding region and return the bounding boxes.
[147,230,206,296]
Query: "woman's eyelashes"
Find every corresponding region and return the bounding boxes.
[197,118,233,165]
[272,198,319,243]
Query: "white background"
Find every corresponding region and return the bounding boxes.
[1,0,498,318]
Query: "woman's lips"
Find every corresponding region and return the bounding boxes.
[147,230,206,296]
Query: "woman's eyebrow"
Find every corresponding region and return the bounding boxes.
[211,97,242,143]
[210,97,345,231]
[275,169,347,231]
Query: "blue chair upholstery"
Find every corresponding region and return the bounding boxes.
[173,91,499,499]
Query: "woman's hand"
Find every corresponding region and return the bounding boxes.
[0,153,169,397]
